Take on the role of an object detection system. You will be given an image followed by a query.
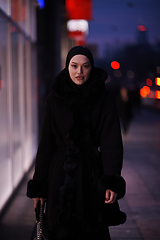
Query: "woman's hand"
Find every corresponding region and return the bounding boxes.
[105,189,117,204]
[33,198,44,208]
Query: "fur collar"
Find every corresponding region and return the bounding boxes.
[52,67,108,104]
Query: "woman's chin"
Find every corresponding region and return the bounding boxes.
[73,79,86,85]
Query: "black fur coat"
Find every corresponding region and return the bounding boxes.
[27,67,126,240]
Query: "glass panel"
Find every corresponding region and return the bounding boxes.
[31,43,38,156]
[23,35,29,169]
[0,0,10,15]
[21,0,26,31]
[0,16,11,210]
[11,25,22,187]
[11,0,26,31]
[23,36,27,142]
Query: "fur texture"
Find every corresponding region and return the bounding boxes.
[99,174,126,199]
[27,179,48,198]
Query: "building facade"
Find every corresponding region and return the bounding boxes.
[0,0,38,212]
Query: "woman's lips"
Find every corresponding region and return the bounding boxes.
[76,76,84,80]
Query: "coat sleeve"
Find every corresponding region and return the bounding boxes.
[98,92,126,199]
[27,96,57,199]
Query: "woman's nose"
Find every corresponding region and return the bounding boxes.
[77,66,83,74]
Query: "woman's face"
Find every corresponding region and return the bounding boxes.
[68,55,92,85]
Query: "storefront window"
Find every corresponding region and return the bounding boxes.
[0,0,38,213]
[11,24,23,187]
[0,15,11,209]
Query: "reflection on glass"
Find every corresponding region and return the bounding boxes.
[11,0,26,31]
[0,16,11,209]
[11,25,23,187]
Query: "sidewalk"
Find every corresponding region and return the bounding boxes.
[0,107,160,240]
[110,108,160,240]
[0,166,36,240]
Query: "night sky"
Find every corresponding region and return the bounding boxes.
[87,0,160,56]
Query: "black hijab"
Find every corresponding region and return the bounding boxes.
[65,46,94,90]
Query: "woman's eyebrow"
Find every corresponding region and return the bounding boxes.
[71,61,90,64]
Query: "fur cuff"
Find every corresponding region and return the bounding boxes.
[26,179,48,199]
[105,201,127,226]
[99,174,126,199]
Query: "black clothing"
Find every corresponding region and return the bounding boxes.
[27,67,126,240]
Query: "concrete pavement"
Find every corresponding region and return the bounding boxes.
[0,166,36,240]
[110,107,160,240]
[0,107,160,240]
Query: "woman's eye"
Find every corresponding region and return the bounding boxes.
[84,65,90,68]
[71,65,77,68]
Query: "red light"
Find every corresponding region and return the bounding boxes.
[148,91,154,98]
[10,26,17,33]
[11,0,19,22]
[140,86,150,98]
[143,86,150,94]
[0,80,4,89]
[140,88,146,98]
[156,91,160,99]
[137,25,146,31]
[68,31,85,38]
[146,78,152,86]
[111,61,120,70]
[66,0,92,20]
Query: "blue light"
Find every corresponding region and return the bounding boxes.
[37,0,45,9]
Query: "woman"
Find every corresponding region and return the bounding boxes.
[27,46,126,240]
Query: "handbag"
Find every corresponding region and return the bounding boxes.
[34,200,47,240]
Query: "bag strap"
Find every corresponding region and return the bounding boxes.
[35,200,44,240]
